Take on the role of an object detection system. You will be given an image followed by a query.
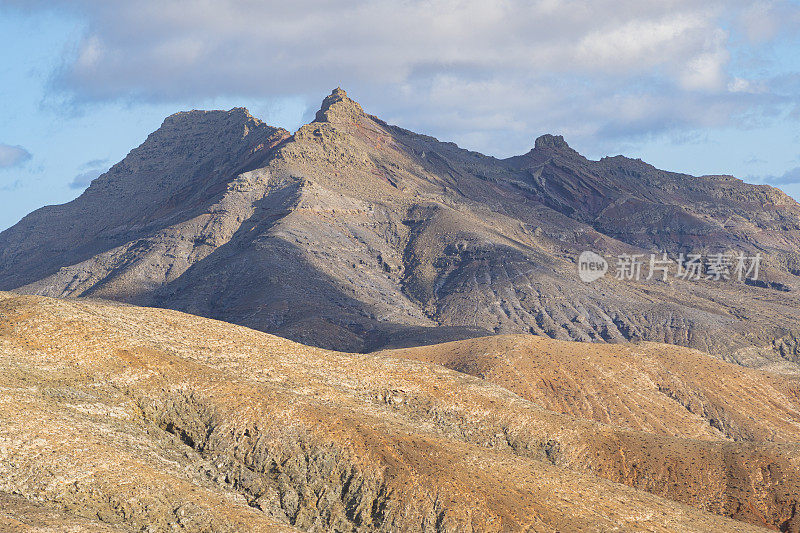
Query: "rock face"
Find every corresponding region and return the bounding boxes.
[2,89,800,368]
[3,291,800,532]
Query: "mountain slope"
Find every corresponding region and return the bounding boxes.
[2,89,800,367]
[379,335,800,442]
[3,292,800,531]
[0,108,290,298]
[507,135,800,265]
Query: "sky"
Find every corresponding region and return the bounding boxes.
[1,0,799,231]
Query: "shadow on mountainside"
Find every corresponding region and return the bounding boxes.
[145,188,489,352]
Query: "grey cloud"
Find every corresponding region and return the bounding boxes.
[0,144,32,168]
[744,155,767,165]
[68,170,100,189]
[69,160,109,189]
[80,158,109,169]
[757,167,800,186]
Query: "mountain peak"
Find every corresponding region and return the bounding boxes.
[314,87,365,123]
[158,107,264,135]
[329,87,348,99]
[534,134,571,150]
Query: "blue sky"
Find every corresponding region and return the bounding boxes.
[1,1,799,231]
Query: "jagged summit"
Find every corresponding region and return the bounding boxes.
[162,106,255,126]
[153,106,283,146]
[531,134,584,159]
[313,87,365,123]
[534,134,571,150]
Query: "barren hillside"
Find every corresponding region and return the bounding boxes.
[379,335,800,442]
[2,292,800,531]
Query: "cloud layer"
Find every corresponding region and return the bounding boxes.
[7,0,800,156]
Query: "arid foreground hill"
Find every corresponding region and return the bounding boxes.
[2,292,800,532]
[2,89,800,373]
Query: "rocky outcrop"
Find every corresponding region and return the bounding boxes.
[314,87,366,123]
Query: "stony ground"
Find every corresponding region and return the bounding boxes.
[2,292,799,531]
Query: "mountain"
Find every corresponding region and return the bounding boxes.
[2,88,800,370]
[3,291,800,531]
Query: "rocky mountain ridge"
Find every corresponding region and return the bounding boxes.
[2,88,800,369]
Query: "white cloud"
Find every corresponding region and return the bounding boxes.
[75,35,103,70]
[728,77,768,93]
[7,0,800,155]
[679,48,729,91]
[46,1,741,95]
[0,144,32,168]
[736,0,800,43]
